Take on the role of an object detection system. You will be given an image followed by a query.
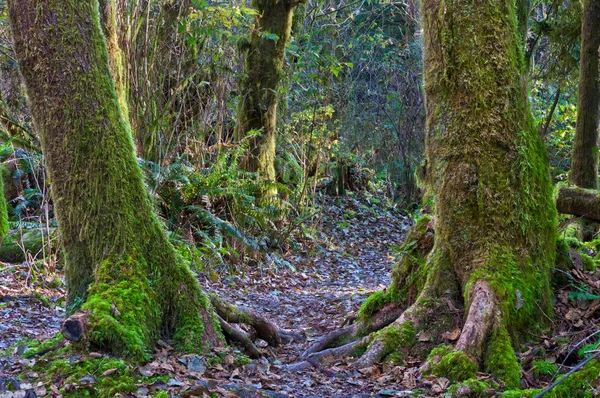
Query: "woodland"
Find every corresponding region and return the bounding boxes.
[0,0,599,397]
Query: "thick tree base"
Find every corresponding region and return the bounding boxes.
[294,218,528,390]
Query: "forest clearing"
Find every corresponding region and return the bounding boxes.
[0,0,599,397]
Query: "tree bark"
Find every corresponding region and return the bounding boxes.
[418,0,556,381]
[235,0,300,200]
[98,0,129,119]
[556,184,600,222]
[8,0,222,358]
[569,0,600,189]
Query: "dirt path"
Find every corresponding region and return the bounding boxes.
[208,194,413,397]
[1,193,417,397]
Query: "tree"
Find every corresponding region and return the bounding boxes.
[569,0,600,190]
[554,0,600,232]
[235,0,302,200]
[8,0,222,359]
[300,0,557,387]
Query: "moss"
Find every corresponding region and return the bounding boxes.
[531,359,558,377]
[427,345,477,382]
[83,254,160,360]
[485,327,521,389]
[32,348,139,397]
[0,167,8,243]
[500,389,540,397]
[447,378,489,397]
[372,322,415,362]
[154,391,169,398]
[32,291,52,307]
[551,360,600,398]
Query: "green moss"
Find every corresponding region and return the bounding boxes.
[32,291,52,307]
[83,254,160,360]
[551,360,600,398]
[531,359,558,377]
[500,389,540,397]
[33,349,138,397]
[371,322,416,362]
[447,378,489,397]
[154,391,169,398]
[0,167,8,243]
[485,327,521,389]
[427,345,477,382]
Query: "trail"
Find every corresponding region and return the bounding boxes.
[0,193,419,397]
[209,193,413,396]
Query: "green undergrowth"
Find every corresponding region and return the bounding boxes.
[531,359,558,378]
[9,335,249,397]
[11,338,144,397]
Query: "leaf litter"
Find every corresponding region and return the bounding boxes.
[2,193,600,396]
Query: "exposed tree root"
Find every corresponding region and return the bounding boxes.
[454,280,496,357]
[217,315,261,359]
[61,294,300,359]
[209,294,303,355]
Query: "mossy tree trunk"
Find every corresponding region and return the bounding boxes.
[569,0,600,189]
[8,0,222,359]
[98,0,129,119]
[235,0,301,201]
[301,0,557,388]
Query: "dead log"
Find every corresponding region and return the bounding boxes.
[61,312,88,342]
[556,185,600,221]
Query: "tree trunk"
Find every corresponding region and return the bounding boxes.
[235,0,299,200]
[417,0,556,383]
[569,0,600,189]
[99,0,129,119]
[8,0,222,359]
[300,0,557,389]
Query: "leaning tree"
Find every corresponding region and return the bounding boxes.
[300,0,557,388]
[8,0,292,359]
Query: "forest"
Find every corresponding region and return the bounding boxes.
[0,0,599,396]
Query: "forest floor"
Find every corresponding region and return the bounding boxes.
[1,193,600,397]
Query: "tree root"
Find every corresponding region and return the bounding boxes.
[61,295,301,359]
[209,295,303,356]
[300,302,402,362]
[217,315,261,359]
[297,277,520,388]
